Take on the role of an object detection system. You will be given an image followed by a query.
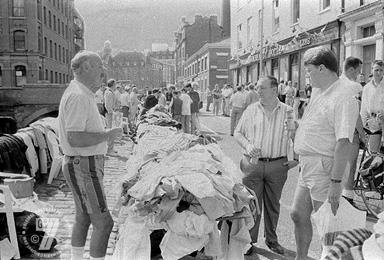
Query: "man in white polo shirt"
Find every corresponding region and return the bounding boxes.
[291,46,359,260]
[58,50,122,260]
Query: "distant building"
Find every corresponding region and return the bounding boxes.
[0,0,85,87]
[184,38,231,92]
[174,15,224,85]
[148,48,175,86]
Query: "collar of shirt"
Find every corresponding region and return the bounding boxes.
[73,79,95,97]
[256,99,282,115]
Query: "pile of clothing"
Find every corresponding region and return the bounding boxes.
[113,109,258,260]
[0,117,62,183]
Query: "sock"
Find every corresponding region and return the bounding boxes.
[90,257,105,260]
[342,189,354,199]
[71,246,84,260]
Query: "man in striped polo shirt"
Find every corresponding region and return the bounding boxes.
[58,51,122,260]
[234,75,299,256]
[291,46,359,260]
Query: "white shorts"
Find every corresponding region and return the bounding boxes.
[298,155,334,202]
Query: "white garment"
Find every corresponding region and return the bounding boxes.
[180,93,192,115]
[361,79,384,126]
[120,92,130,107]
[295,78,359,157]
[94,89,104,104]
[58,80,107,156]
[14,132,39,177]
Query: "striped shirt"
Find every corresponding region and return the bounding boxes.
[294,78,359,157]
[235,100,292,158]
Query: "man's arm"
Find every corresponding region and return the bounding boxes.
[67,128,122,147]
[360,88,369,126]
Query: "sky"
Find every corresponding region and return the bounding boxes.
[74,0,221,53]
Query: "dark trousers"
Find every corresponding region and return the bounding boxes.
[241,156,288,243]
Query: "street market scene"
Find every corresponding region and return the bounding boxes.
[1,0,384,259]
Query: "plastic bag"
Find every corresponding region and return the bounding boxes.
[312,197,367,259]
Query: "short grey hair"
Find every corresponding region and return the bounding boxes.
[71,50,101,74]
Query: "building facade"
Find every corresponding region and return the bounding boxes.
[174,15,224,85]
[184,38,231,93]
[0,0,84,87]
[148,49,176,87]
[229,0,384,90]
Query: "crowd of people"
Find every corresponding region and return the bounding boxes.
[56,45,383,260]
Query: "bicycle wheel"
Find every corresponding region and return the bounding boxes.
[361,188,384,218]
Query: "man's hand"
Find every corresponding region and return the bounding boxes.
[107,127,122,141]
[327,182,342,215]
[246,144,260,158]
[283,160,299,170]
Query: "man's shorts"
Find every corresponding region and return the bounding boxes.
[298,155,334,202]
[62,155,108,214]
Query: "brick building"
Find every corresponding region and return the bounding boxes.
[0,0,84,87]
[148,49,176,87]
[184,38,231,93]
[174,15,224,85]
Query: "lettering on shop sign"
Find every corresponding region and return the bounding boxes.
[299,38,311,47]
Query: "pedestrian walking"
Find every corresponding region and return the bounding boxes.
[187,82,201,134]
[229,85,247,136]
[291,46,359,260]
[222,84,233,116]
[129,86,139,124]
[120,86,131,134]
[206,87,213,112]
[104,79,118,154]
[180,88,192,133]
[212,84,222,116]
[95,83,106,115]
[169,90,183,122]
[234,75,298,256]
[158,87,167,107]
[58,50,122,260]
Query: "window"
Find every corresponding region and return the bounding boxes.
[0,67,2,87]
[39,66,43,80]
[273,0,280,31]
[62,22,64,36]
[44,37,47,55]
[37,0,42,20]
[53,15,56,31]
[13,0,24,16]
[59,73,61,83]
[62,47,65,62]
[43,7,47,24]
[292,0,300,24]
[49,11,52,28]
[45,69,48,80]
[247,17,252,46]
[66,49,68,63]
[49,40,53,57]
[65,25,68,39]
[58,44,61,61]
[14,30,25,51]
[50,70,53,83]
[54,43,57,59]
[58,18,60,34]
[360,0,364,6]
[55,72,58,83]
[38,32,42,52]
[237,24,242,49]
[15,65,26,86]
[321,0,330,10]
[362,25,375,38]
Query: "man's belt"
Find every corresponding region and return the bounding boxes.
[258,156,287,162]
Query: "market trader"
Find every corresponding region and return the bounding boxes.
[58,50,122,260]
[291,46,359,260]
[234,75,298,256]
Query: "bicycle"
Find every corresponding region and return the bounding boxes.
[353,148,384,218]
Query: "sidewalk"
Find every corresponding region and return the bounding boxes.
[30,136,133,260]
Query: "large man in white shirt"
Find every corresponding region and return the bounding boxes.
[180,88,193,133]
[291,47,359,260]
[58,51,121,260]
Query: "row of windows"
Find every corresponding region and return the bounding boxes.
[43,37,70,64]
[43,7,69,40]
[13,0,70,18]
[185,56,208,77]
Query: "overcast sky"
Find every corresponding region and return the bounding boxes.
[74,0,221,53]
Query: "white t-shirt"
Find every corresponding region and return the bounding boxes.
[58,80,107,156]
[294,78,359,157]
[120,92,130,107]
[180,93,192,115]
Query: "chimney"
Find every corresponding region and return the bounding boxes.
[221,0,231,38]
[195,14,203,23]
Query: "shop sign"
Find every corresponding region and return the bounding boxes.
[299,37,311,47]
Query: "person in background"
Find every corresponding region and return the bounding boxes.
[358,73,366,87]
[245,83,259,109]
[120,86,131,134]
[305,84,312,99]
[293,82,301,119]
[180,88,193,133]
[129,86,140,125]
[291,46,359,260]
[104,79,118,155]
[339,56,365,205]
[95,83,106,116]
[58,50,122,260]
[222,84,233,116]
[188,82,201,134]
[285,81,295,107]
[235,76,298,256]
[114,84,122,110]
[158,87,167,107]
[206,87,213,112]
[166,86,175,106]
[229,85,247,136]
[169,90,183,122]
[212,84,222,116]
